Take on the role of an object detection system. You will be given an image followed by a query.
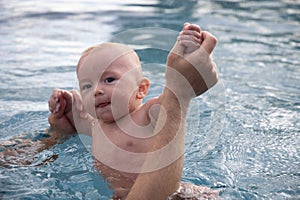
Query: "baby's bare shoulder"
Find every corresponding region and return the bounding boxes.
[141,96,161,126]
[143,96,161,110]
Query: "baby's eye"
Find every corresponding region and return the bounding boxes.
[104,77,115,84]
[81,83,92,90]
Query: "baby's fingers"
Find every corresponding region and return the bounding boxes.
[178,34,202,46]
[181,29,202,41]
[71,90,83,110]
[70,90,93,136]
[177,33,202,45]
[56,93,67,116]
[182,22,201,32]
[62,90,73,113]
[186,23,201,33]
[48,99,55,113]
[178,35,200,54]
[48,90,61,113]
[70,90,88,119]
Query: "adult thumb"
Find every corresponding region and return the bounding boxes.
[170,39,185,57]
[200,31,217,55]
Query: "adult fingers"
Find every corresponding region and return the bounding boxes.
[199,31,217,55]
[170,39,185,57]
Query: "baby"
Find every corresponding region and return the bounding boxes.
[48,23,218,199]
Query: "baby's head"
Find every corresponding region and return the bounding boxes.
[76,42,150,123]
[77,43,140,73]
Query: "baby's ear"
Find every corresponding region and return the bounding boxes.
[137,78,150,99]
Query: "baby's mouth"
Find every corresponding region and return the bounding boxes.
[96,102,111,108]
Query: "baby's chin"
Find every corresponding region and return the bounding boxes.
[96,112,115,123]
[96,112,124,123]
[94,105,131,123]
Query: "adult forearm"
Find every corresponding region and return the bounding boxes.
[126,88,189,199]
[48,113,76,135]
[126,156,184,200]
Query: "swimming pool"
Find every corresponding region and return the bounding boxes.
[1,0,299,199]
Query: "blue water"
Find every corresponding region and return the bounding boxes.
[1,0,299,199]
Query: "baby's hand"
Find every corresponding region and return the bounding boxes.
[178,23,202,54]
[48,89,72,118]
[48,89,76,134]
[48,89,62,115]
[70,90,93,136]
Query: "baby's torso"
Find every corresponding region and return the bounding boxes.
[91,108,154,199]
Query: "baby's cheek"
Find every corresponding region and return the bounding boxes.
[83,96,97,118]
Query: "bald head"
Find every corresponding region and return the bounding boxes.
[77,42,141,74]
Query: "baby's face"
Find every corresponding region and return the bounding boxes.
[77,48,142,123]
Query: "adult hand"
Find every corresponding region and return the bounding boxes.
[167,28,218,99]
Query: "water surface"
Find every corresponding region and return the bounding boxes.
[0,0,299,199]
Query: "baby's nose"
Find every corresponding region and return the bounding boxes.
[95,84,104,96]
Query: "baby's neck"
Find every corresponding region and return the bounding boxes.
[99,105,145,125]
[98,105,152,136]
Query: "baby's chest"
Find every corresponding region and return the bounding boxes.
[111,129,149,153]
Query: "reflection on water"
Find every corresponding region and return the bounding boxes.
[0,0,299,199]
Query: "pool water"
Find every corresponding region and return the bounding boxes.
[1,0,299,199]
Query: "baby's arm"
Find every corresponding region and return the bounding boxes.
[48,89,76,134]
[48,89,93,136]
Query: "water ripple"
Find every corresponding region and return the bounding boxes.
[0,0,299,199]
